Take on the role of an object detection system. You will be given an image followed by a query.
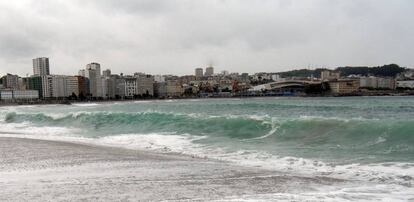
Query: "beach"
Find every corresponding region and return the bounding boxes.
[0,137,347,201]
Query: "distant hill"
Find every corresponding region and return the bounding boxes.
[277,64,406,78]
[336,64,405,77]
[278,68,329,78]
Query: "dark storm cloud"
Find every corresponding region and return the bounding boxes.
[0,0,413,76]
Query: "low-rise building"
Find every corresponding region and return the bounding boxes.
[76,76,89,97]
[136,75,154,96]
[0,90,13,100]
[26,76,43,98]
[328,79,359,94]
[154,75,165,83]
[360,76,378,88]
[114,77,126,98]
[124,77,137,98]
[40,75,80,98]
[360,76,396,89]
[166,80,183,97]
[377,77,396,89]
[65,76,79,96]
[154,82,167,98]
[321,71,340,81]
[397,80,414,89]
[12,90,39,99]
[0,90,39,100]
[1,74,20,90]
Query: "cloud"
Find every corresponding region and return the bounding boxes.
[0,0,413,76]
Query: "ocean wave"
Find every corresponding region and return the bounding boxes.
[2,111,274,139]
[3,111,414,157]
[1,131,413,188]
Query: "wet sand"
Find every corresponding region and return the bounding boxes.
[0,137,343,201]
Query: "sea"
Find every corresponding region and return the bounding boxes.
[1,96,414,201]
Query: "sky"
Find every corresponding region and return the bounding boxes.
[0,0,413,76]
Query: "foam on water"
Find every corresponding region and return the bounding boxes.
[215,184,414,202]
[1,123,413,187]
[2,130,414,200]
[1,123,413,200]
[71,103,101,107]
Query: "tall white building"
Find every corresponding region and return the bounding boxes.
[105,76,117,98]
[125,77,137,97]
[41,76,53,98]
[205,66,214,76]
[52,76,66,97]
[41,75,65,98]
[100,76,116,99]
[33,57,50,76]
[195,68,204,77]
[86,63,101,75]
[84,68,97,97]
[86,63,102,97]
[103,69,111,77]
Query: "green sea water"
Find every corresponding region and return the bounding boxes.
[1,96,414,188]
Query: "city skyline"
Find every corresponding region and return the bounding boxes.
[1,56,412,78]
[1,1,414,76]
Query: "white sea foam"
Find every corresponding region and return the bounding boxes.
[1,129,413,201]
[246,125,279,140]
[1,125,413,188]
[298,115,380,122]
[0,122,81,137]
[133,100,154,103]
[1,116,413,195]
[72,103,100,107]
[97,133,207,153]
[215,184,414,202]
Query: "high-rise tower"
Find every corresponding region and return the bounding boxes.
[32,57,50,76]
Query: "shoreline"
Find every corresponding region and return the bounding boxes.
[1,93,414,107]
[0,136,345,201]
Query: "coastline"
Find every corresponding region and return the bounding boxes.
[0,136,344,201]
[1,92,414,107]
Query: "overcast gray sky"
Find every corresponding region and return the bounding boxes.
[0,0,413,76]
